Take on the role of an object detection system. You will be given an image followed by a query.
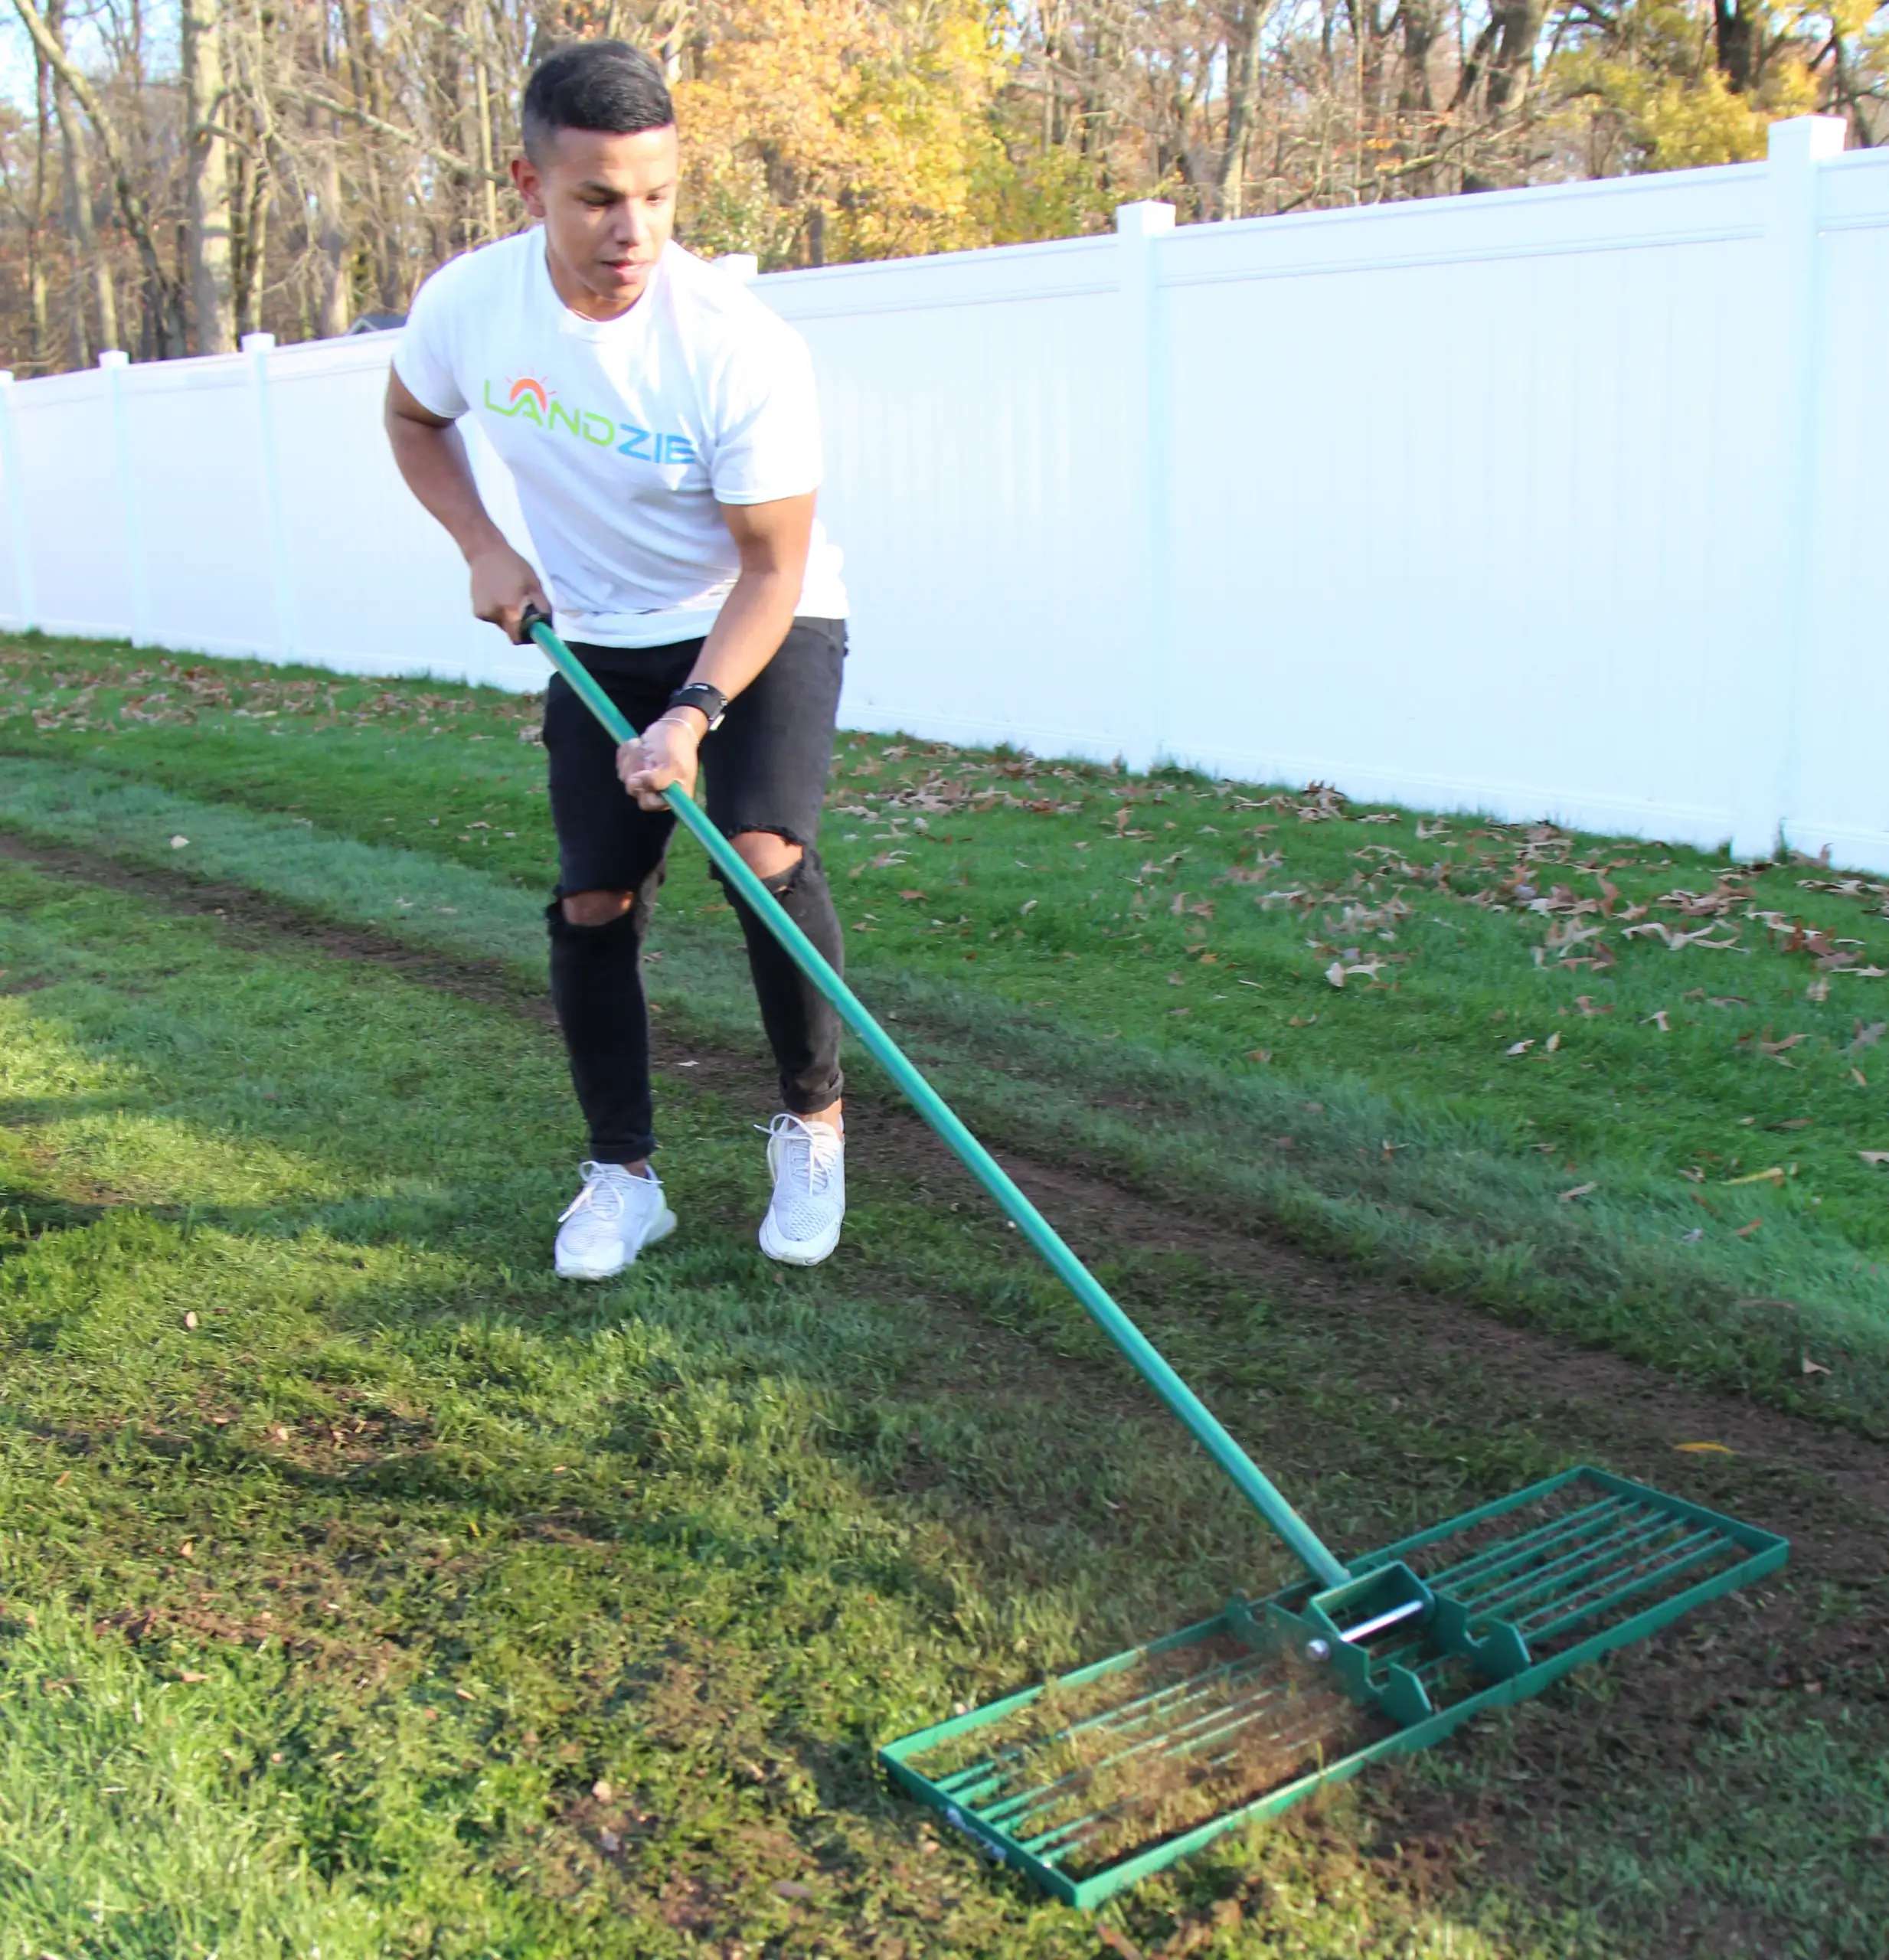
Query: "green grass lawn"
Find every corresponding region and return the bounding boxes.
[2,634,1886,1957]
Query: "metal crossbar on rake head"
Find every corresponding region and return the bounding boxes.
[521,612,1789,1908]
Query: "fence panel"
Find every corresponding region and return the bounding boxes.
[263,338,532,689]
[9,367,135,639]
[122,354,277,660]
[1791,153,1889,871]
[768,239,1140,759]
[2,122,1884,866]
[1159,174,1766,841]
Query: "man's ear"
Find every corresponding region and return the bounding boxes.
[511,152,547,220]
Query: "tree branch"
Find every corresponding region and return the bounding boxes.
[11,0,178,326]
[275,83,508,188]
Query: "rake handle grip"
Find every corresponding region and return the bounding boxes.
[525,611,1350,1592]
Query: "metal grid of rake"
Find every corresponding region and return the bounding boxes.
[881,1468,1787,1908]
[1366,1475,1759,1678]
[923,1646,1361,1877]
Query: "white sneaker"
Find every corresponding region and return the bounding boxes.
[554,1160,676,1280]
[758,1114,845,1266]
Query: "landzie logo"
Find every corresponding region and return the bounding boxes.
[484,373,697,466]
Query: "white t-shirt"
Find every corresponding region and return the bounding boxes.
[394,230,847,646]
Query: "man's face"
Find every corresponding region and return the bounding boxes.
[512,124,679,317]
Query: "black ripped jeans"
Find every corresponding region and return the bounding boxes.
[543,618,848,1165]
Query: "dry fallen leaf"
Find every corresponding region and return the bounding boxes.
[1325,961,1347,988]
[1019,898,1038,916]
[1643,1009,1671,1031]
[1675,1442,1734,1454]
[1097,1926,1149,1960]
[1544,1031,1562,1052]
[1801,1355,1832,1377]
[169,835,189,850]
[1734,1219,1763,1237]
[592,1779,613,1802]
[178,1670,209,1684]
[773,1880,815,1901]
[1560,1181,1597,1201]
[1859,1152,1889,1167]
[1760,1032,1810,1055]
[1246,1048,1271,1063]
[1505,1039,1534,1057]
[182,1311,198,1330]
[599,1828,622,1852]
[1724,1166,1786,1187]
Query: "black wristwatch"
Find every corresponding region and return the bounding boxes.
[666,681,728,731]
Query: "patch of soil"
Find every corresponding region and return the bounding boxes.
[0,830,547,1021]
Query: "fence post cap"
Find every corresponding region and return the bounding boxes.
[241,331,278,353]
[1115,201,1176,236]
[1767,115,1847,165]
[97,349,130,369]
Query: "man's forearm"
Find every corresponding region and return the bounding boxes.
[682,567,802,706]
[387,414,508,564]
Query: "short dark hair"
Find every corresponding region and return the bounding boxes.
[521,41,674,160]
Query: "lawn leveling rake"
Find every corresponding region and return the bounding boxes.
[526,612,1790,1908]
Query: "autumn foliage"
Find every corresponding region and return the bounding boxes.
[0,0,1883,370]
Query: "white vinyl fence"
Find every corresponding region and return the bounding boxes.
[2,116,1884,867]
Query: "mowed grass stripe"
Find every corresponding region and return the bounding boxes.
[5,857,1887,1957]
[7,738,1889,1438]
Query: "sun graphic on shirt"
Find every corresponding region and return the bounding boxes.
[507,375,551,413]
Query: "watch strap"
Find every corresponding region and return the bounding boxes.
[666,681,728,731]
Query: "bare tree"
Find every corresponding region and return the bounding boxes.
[1,0,1878,372]
[181,0,235,350]
[13,0,182,352]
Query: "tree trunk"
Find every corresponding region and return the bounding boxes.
[53,77,119,354]
[181,0,236,352]
[1399,0,1443,113]
[231,138,273,340]
[28,47,53,367]
[14,0,181,355]
[1714,0,1759,94]
[1214,2,1268,220]
[1484,0,1545,117]
[312,104,351,336]
[473,42,498,243]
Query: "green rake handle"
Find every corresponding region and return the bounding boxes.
[525,609,1350,1592]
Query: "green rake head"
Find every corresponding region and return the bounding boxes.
[881,1467,1786,1907]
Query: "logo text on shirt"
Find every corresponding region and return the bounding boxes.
[483,376,698,467]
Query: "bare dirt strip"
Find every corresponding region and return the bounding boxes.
[7,828,1882,1523]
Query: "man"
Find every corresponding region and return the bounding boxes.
[384,40,849,1279]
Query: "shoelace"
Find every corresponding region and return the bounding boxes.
[760,1114,842,1195]
[558,1160,642,1225]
